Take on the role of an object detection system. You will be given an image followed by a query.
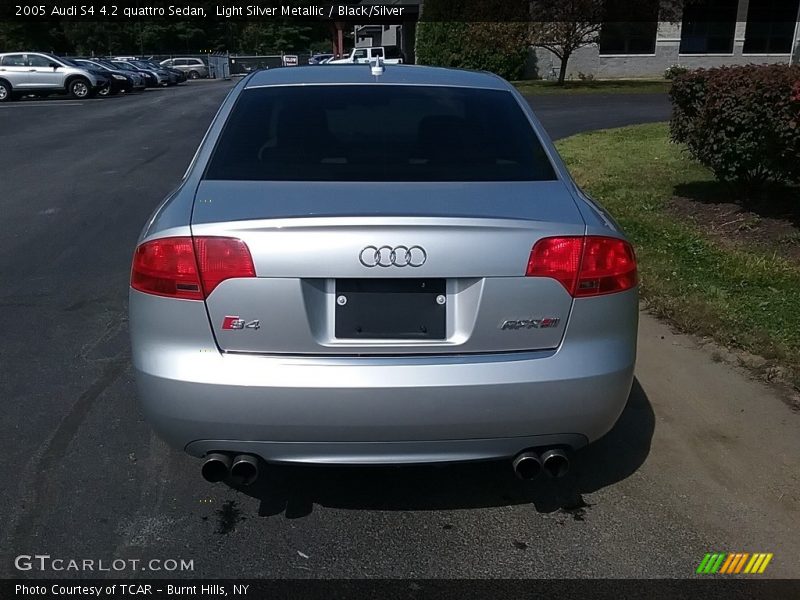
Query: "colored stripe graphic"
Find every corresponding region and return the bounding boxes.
[697,552,772,574]
[758,554,773,573]
[751,554,766,573]
[734,553,749,574]
[719,554,736,574]
[697,554,713,574]
[697,553,727,574]
[710,553,726,573]
[745,554,760,573]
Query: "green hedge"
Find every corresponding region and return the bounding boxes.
[670,65,800,193]
[415,22,529,81]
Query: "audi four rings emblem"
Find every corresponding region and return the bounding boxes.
[359,245,427,268]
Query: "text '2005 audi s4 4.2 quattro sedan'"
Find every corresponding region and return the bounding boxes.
[129,62,638,486]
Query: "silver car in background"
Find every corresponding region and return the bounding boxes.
[0,52,104,101]
[160,57,208,79]
[129,64,638,486]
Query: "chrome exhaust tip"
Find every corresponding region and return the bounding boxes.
[541,449,570,478]
[230,454,259,486]
[512,451,542,480]
[201,453,232,483]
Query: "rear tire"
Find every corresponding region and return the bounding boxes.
[189,70,200,80]
[68,78,91,99]
[0,80,11,102]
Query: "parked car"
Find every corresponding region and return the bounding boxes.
[308,53,334,65]
[327,46,403,64]
[90,59,147,91]
[0,52,108,100]
[129,64,638,486]
[71,58,140,95]
[109,60,156,87]
[111,60,166,87]
[160,57,208,79]
[136,59,180,85]
[142,60,187,84]
[128,59,176,85]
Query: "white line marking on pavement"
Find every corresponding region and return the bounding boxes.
[0,102,84,108]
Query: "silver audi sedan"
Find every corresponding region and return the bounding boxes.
[129,64,638,485]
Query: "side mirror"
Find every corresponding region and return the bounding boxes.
[49,62,59,69]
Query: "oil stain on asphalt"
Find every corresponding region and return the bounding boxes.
[216,500,245,535]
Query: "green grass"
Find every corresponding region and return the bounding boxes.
[556,123,800,383]
[514,79,671,96]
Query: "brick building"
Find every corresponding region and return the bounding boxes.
[533,0,800,79]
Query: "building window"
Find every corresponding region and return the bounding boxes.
[743,0,800,54]
[599,22,659,54]
[679,0,739,54]
[599,0,659,55]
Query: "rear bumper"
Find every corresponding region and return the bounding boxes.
[130,288,637,465]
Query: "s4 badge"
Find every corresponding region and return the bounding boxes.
[221,316,260,330]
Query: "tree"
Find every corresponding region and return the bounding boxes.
[529,11,603,84]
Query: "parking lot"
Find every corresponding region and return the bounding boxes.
[0,80,798,579]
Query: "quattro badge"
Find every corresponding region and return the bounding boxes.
[500,318,560,330]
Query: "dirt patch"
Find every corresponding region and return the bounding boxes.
[667,196,800,264]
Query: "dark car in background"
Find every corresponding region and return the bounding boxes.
[89,58,146,91]
[142,60,187,84]
[132,59,181,85]
[111,60,165,87]
[71,58,138,95]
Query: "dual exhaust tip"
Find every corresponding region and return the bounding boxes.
[203,448,568,484]
[201,453,259,485]
[512,448,569,480]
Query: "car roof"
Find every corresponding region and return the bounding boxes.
[245,64,510,91]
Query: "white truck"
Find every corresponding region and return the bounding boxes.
[327,47,403,64]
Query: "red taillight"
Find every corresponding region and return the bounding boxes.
[576,236,638,297]
[131,236,255,300]
[526,237,584,294]
[192,237,256,296]
[526,236,637,297]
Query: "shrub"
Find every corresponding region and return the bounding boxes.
[664,64,688,80]
[670,65,800,196]
[415,22,529,80]
[415,2,529,82]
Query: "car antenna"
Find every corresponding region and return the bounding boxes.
[370,57,385,78]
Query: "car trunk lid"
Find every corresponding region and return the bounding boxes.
[192,180,584,355]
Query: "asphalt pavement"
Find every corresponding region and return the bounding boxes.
[1,81,797,579]
[527,93,672,140]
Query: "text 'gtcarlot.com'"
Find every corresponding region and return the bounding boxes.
[14,554,194,572]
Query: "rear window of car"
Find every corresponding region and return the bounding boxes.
[1,54,26,66]
[204,85,557,182]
